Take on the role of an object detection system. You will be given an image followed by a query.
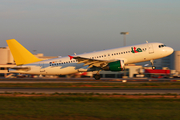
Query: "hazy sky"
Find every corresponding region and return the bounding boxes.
[0,0,180,56]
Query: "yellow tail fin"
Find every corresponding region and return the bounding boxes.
[6,39,42,66]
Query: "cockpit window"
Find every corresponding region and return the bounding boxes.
[159,44,166,48]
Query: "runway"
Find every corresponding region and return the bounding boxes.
[0,77,180,83]
[0,78,180,94]
[0,88,180,94]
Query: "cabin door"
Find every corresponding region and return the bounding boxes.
[147,44,154,54]
[40,63,46,74]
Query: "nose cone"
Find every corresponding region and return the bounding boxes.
[166,47,174,55]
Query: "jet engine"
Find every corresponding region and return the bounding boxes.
[103,60,124,71]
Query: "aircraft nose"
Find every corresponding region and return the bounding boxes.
[166,47,174,55]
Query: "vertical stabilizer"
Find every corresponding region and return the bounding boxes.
[6,39,42,66]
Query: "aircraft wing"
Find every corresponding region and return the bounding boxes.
[68,55,115,68]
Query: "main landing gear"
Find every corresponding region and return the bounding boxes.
[150,60,156,70]
[94,70,101,80]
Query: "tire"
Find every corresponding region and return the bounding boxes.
[94,74,101,80]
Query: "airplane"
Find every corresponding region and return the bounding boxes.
[7,39,174,80]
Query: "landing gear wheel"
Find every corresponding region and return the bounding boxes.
[94,74,101,80]
[150,60,156,70]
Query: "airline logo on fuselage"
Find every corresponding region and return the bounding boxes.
[131,47,142,53]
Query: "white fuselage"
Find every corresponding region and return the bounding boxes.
[10,42,174,75]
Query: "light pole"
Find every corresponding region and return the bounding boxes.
[120,32,129,46]
[120,32,129,78]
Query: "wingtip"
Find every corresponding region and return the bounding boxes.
[68,55,74,60]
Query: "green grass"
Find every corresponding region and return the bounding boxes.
[0,96,180,120]
[1,82,180,89]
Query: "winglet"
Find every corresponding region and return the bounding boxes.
[6,39,42,66]
[68,55,74,60]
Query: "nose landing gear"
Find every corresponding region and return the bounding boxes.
[150,60,156,70]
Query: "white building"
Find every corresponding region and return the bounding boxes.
[170,51,180,74]
[0,47,15,77]
[0,47,14,64]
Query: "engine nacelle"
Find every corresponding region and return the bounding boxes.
[103,60,124,71]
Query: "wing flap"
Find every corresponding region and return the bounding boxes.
[69,55,110,68]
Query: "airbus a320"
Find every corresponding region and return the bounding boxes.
[7,39,173,80]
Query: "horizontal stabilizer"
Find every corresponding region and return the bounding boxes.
[11,66,30,70]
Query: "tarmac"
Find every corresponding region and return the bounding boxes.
[0,77,180,94]
[0,77,180,83]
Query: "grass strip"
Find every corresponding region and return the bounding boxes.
[0,96,180,120]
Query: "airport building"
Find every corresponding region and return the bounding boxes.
[0,46,180,78]
[170,51,180,74]
[0,47,15,77]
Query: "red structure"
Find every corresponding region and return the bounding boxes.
[145,69,170,75]
[144,69,170,78]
